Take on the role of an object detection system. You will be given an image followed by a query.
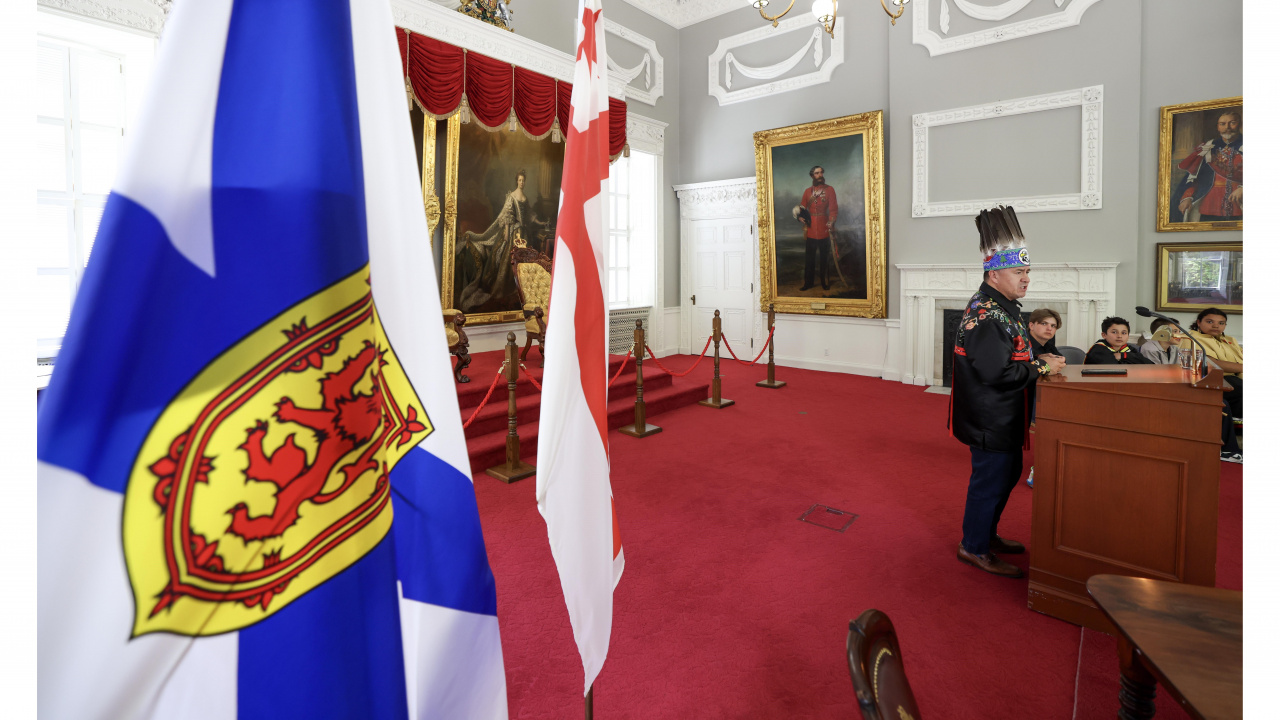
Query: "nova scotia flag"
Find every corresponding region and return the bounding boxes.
[36,1,506,718]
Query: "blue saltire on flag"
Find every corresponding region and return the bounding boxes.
[36,1,506,718]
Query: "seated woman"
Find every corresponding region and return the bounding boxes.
[1085,316,1153,365]
[1027,308,1061,357]
[1182,308,1243,463]
[1139,318,1181,364]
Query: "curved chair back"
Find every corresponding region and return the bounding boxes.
[847,609,922,720]
[511,247,554,364]
[1058,345,1087,365]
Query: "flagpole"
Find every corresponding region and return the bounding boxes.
[586,684,594,719]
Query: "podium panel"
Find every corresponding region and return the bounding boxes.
[1028,366,1223,633]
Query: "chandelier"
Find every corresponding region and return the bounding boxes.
[751,0,909,38]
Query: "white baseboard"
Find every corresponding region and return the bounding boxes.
[772,354,885,378]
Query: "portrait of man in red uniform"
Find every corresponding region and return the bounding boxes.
[798,165,839,290]
[1166,106,1243,226]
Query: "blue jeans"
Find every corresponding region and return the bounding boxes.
[961,446,1024,555]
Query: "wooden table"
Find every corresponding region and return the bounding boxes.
[1087,574,1242,720]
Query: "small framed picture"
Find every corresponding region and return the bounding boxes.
[1155,242,1242,314]
[1157,96,1243,232]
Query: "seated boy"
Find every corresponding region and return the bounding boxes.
[1139,318,1181,364]
[1085,316,1154,365]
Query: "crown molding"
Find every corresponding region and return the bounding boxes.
[913,0,1104,56]
[626,111,667,156]
[620,0,746,30]
[37,0,168,36]
[912,85,1104,218]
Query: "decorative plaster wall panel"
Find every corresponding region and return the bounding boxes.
[912,85,1103,217]
[605,19,664,106]
[913,0,1104,56]
[708,16,844,106]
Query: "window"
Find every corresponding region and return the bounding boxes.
[36,12,155,358]
[606,150,656,310]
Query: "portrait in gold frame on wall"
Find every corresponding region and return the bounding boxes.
[753,111,887,318]
[1157,96,1243,233]
[423,114,566,326]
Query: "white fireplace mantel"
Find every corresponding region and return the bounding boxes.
[897,262,1118,386]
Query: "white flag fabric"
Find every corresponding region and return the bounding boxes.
[36,1,506,717]
[535,0,624,697]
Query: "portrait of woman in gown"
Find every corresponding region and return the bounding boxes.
[456,169,551,312]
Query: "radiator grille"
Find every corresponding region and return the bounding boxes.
[608,307,651,354]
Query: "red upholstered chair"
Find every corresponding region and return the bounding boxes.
[847,609,922,720]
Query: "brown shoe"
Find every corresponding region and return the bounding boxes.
[957,544,1023,578]
[989,536,1025,554]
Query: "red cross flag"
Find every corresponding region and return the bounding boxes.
[535,0,623,697]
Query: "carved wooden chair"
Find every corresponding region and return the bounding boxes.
[444,309,471,383]
[847,609,923,720]
[510,243,553,367]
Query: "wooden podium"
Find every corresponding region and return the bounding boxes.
[1028,365,1225,633]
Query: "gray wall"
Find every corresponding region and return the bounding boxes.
[517,0,684,308]
[675,0,1243,340]
[1137,0,1244,339]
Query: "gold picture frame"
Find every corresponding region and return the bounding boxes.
[753,111,887,318]
[437,114,566,326]
[1157,96,1243,233]
[1155,242,1242,314]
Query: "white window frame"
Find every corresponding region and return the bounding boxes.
[36,11,156,359]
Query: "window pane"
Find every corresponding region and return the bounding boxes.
[81,203,105,267]
[79,125,121,194]
[38,45,67,119]
[616,272,628,304]
[76,51,124,127]
[36,274,73,341]
[37,122,68,191]
[37,204,73,268]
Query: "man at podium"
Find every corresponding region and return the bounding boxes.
[950,206,1065,578]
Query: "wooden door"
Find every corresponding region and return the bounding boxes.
[689,218,754,351]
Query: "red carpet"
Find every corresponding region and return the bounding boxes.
[470,358,1243,718]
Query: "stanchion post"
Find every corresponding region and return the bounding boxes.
[698,310,736,409]
[756,303,786,389]
[619,319,661,437]
[485,331,536,483]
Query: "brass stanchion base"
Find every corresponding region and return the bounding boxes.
[756,379,787,389]
[618,422,662,437]
[485,460,536,483]
[698,397,735,409]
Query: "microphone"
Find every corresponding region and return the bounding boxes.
[1135,306,1210,378]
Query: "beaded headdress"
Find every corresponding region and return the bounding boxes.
[976,206,1029,272]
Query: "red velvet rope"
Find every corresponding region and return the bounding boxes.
[645,336,713,378]
[608,349,633,388]
[396,28,627,156]
[720,326,777,367]
[462,364,506,429]
[518,362,542,391]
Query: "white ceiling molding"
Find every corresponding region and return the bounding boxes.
[913,0,1104,56]
[604,18,664,107]
[37,0,168,36]
[911,85,1103,218]
[625,111,667,156]
[621,0,746,30]
[708,16,844,107]
[393,0,627,99]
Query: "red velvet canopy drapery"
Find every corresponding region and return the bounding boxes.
[395,28,628,159]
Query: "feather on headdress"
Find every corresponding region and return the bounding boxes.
[976,205,1029,272]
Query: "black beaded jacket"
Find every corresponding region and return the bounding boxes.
[949,283,1051,452]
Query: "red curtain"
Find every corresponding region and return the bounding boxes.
[396,27,627,156]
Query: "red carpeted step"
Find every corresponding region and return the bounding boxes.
[465,368,710,473]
